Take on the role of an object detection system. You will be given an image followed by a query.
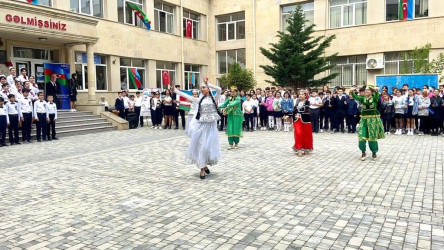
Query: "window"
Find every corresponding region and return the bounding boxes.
[183,10,199,39]
[330,0,367,28]
[184,65,200,90]
[17,0,51,6]
[217,49,246,74]
[154,2,174,34]
[13,47,58,61]
[74,53,107,90]
[217,12,245,42]
[330,55,367,87]
[386,0,428,21]
[384,52,427,75]
[120,58,145,90]
[156,61,176,90]
[282,2,314,31]
[118,0,144,28]
[70,0,103,18]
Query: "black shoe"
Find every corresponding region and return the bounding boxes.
[48,138,52,141]
[200,174,205,180]
[372,153,377,160]
[15,142,21,145]
[182,127,185,130]
[10,142,14,145]
[37,139,42,142]
[1,143,8,147]
[174,127,179,130]
[43,138,47,141]
[52,137,59,140]
[27,140,31,143]
[204,168,210,175]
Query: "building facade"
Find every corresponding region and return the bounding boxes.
[0,0,443,106]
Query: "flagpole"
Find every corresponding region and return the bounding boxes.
[180,0,185,89]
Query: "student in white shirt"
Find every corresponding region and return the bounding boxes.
[139,94,151,127]
[28,75,40,98]
[99,96,110,111]
[18,68,28,84]
[309,90,323,133]
[1,82,10,104]
[242,94,255,132]
[33,92,49,141]
[23,81,38,102]
[0,97,9,147]
[134,91,143,127]
[6,67,17,93]
[6,94,21,145]
[19,89,33,143]
[46,95,58,141]
[392,89,407,135]
[252,94,260,130]
[122,90,130,120]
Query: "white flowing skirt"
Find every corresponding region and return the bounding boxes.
[185,113,197,137]
[185,120,221,168]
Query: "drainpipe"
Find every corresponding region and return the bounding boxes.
[253,0,256,77]
[181,0,184,88]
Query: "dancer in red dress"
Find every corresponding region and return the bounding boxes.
[292,93,313,157]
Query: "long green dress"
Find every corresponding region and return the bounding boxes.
[219,96,244,145]
[351,92,385,153]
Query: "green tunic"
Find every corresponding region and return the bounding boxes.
[351,92,385,141]
[219,96,244,138]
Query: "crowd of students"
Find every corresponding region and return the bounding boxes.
[117,83,444,137]
[0,67,58,147]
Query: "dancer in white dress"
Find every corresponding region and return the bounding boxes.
[173,88,200,137]
[185,78,221,179]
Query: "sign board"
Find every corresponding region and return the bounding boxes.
[375,74,439,94]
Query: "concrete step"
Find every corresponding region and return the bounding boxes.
[57,111,94,117]
[57,118,108,126]
[57,114,101,121]
[56,122,112,132]
[17,125,116,140]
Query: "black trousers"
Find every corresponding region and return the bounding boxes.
[335,111,345,132]
[310,108,320,132]
[244,113,254,130]
[36,113,47,140]
[346,114,357,132]
[220,114,226,130]
[124,109,129,120]
[8,114,19,143]
[118,109,125,119]
[323,112,332,130]
[47,114,56,139]
[22,112,33,141]
[0,116,7,144]
[419,116,429,133]
[135,106,142,127]
[381,114,392,132]
[175,109,185,128]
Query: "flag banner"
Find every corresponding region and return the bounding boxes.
[127,2,151,30]
[162,70,170,85]
[179,90,192,111]
[27,0,38,4]
[128,68,142,89]
[191,73,195,86]
[399,0,414,20]
[186,19,193,38]
[44,63,70,110]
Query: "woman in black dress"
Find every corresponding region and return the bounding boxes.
[69,73,78,111]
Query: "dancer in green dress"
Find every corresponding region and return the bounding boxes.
[219,89,244,150]
[350,85,385,161]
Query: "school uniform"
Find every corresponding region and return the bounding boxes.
[47,102,58,140]
[19,75,28,84]
[6,75,17,93]
[309,96,322,133]
[258,95,268,129]
[134,96,143,127]
[173,92,185,129]
[6,101,21,144]
[33,100,49,141]
[323,97,333,131]
[242,99,255,131]
[1,90,10,104]
[0,105,9,146]
[345,98,359,133]
[19,96,33,142]
[123,96,129,120]
[332,95,348,132]
[115,97,125,119]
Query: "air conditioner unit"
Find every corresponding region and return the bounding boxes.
[366,58,384,70]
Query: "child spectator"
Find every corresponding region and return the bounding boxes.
[46,95,58,140]
[33,92,48,142]
[6,94,20,145]
[0,97,9,147]
[346,92,359,133]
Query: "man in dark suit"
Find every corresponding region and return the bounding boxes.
[115,92,125,119]
[45,73,60,106]
[332,88,348,133]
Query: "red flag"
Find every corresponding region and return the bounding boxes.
[162,70,170,85]
[400,0,408,20]
[186,19,192,38]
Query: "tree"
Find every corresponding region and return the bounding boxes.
[260,5,338,91]
[401,43,444,82]
[220,63,256,91]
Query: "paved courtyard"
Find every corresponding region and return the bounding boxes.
[0,128,443,250]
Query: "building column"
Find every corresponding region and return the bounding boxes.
[65,45,75,77]
[86,43,96,103]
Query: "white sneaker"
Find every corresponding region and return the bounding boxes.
[320,129,324,133]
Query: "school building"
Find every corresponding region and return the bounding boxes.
[0,0,443,110]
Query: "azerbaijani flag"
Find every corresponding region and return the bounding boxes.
[27,0,38,4]
[399,0,414,21]
[191,73,195,86]
[128,68,142,89]
[179,90,192,111]
[127,2,151,30]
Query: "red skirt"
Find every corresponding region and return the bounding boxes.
[293,119,313,151]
